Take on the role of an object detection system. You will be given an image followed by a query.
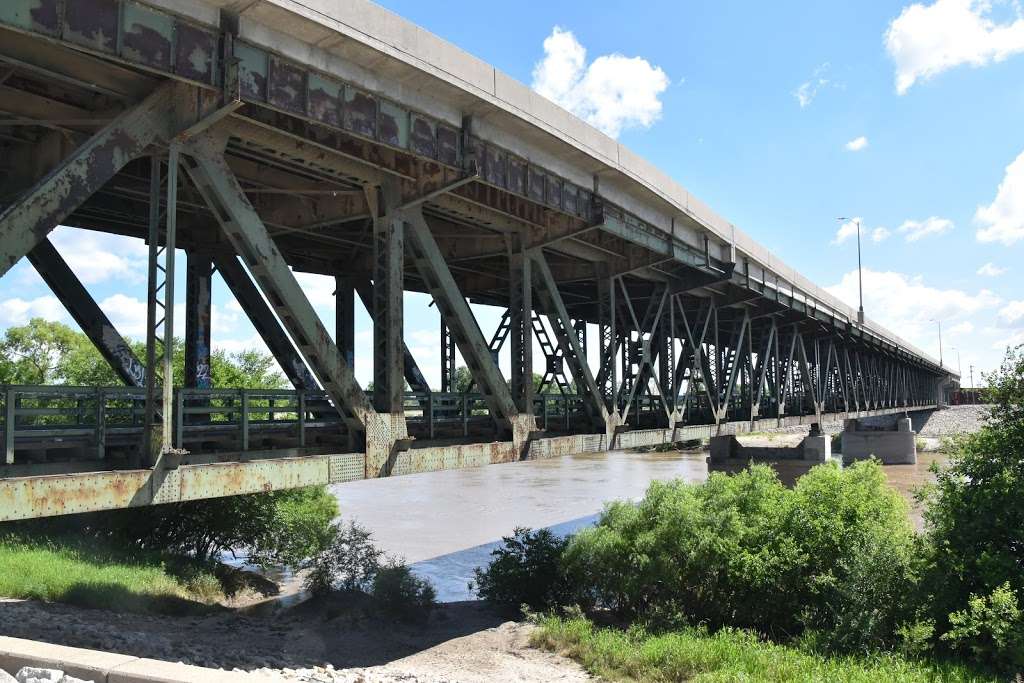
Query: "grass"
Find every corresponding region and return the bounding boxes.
[532,615,997,683]
[0,534,224,615]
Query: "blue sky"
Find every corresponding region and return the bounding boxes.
[2,0,1022,387]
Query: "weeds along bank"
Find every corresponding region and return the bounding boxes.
[474,345,1024,681]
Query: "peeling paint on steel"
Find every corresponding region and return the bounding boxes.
[174,21,216,84]
[268,55,307,114]
[64,0,118,53]
[344,87,377,139]
[122,2,173,70]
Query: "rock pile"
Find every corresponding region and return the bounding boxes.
[0,668,92,683]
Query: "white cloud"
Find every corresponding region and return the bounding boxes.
[885,0,1024,94]
[998,299,1024,326]
[897,216,953,241]
[832,217,862,245]
[793,62,833,108]
[977,262,1007,276]
[49,227,147,285]
[0,295,69,327]
[293,271,338,309]
[826,267,999,355]
[975,148,1024,245]
[531,26,670,138]
[871,227,892,242]
[949,321,975,334]
[845,136,869,151]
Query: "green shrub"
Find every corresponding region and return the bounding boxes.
[940,582,1024,672]
[372,559,436,621]
[304,520,384,595]
[920,345,1024,670]
[562,461,917,649]
[472,527,572,614]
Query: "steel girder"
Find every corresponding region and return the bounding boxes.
[0,81,183,279]
[183,144,372,432]
[405,208,519,431]
[27,238,146,387]
[214,254,318,392]
[336,276,356,368]
[529,249,608,428]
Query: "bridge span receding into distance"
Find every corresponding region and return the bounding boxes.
[0,0,957,521]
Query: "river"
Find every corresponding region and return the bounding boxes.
[316,448,947,602]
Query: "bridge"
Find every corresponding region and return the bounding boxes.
[0,0,956,521]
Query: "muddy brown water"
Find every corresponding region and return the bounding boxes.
[290,448,945,603]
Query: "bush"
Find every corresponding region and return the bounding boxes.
[372,558,436,621]
[561,461,917,649]
[304,520,383,595]
[920,345,1024,671]
[472,527,572,614]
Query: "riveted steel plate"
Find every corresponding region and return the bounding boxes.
[409,114,435,158]
[268,54,307,114]
[122,2,173,70]
[309,73,343,128]
[175,21,216,84]
[343,86,377,139]
[65,0,118,53]
[328,453,364,483]
[0,0,60,35]
[178,457,329,500]
[237,42,268,100]
[436,126,458,166]
[379,99,408,148]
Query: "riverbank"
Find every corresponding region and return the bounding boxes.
[0,597,591,682]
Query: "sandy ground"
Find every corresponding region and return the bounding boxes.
[0,598,591,683]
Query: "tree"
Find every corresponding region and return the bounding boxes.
[0,318,287,389]
[921,344,1024,671]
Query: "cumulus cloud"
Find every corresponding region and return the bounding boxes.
[845,136,869,151]
[977,262,1007,276]
[832,217,862,245]
[998,300,1024,326]
[898,216,953,241]
[793,62,832,107]
[827,268,999,356]
[885,0,1024,94]
[871,227,892,242]
[949,321,975,334]
[0,295,69,327]
[531,26,670,138]
[49,227,148,285]
[975,148,1024,245]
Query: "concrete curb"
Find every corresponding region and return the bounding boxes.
[0,637,277,683]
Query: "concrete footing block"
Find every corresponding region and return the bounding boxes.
[841,417,917,465]
[0,637,263,683]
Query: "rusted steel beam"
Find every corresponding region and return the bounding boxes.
[530,249,608,428]
[405,207,518,430]
[367,182,405,413]
[182,143,373,432]
[26,238,146,387]
[508,236,533,414]
[215,254,318,391]
[0,81,181,279]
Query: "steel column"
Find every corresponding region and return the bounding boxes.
[184,253,213,389]
[508,237,533,414]
[335,276,355,369]
[367,183,405,414]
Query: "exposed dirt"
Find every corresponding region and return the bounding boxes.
[0,598,591,683]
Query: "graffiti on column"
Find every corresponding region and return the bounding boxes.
[100,325,146,387]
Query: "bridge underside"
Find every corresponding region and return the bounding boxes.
[0,2,947,520]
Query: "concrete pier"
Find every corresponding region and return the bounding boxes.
[707,425,835,485]
[841,417,918,465]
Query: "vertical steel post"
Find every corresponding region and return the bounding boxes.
[335,276,355,369]
[371,186,405,414]
[184,253,213,389]
[161,148,179,453]
[142,157,162,465]
[508,237,533,414]
[441,319,456,392]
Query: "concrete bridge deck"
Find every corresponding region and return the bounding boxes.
[0,0,955,520]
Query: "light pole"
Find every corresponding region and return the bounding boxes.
[930,318,943,367]
[837,217,865,324]
[951,346,962,376]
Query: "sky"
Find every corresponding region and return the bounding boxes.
[2,0,1022,388]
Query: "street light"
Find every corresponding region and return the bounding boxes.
[951,346,962,377]
[930,318,944,367]
[837,217,865,324]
